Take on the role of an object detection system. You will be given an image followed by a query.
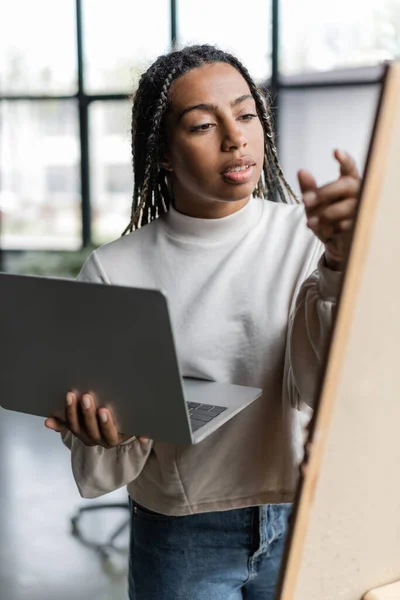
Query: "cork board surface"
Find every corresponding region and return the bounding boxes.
[278,61,400,600]
[364,580,400,600]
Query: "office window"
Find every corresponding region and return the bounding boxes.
[89,101,133,244]
[1,0,389,255]
[0,0,77,95]
[83,0,171,94]
[0,101,81,250]
[280,0,400,75]
[46,166,80,194]
[177,0,272,82]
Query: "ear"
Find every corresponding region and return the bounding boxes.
[159,154,174,172]
[157,138,173,171]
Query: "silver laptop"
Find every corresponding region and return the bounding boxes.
[0,273,262,444]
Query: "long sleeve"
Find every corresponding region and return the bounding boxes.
[286,255,343,410]
[62,429,153,498]
[60,251,153,498]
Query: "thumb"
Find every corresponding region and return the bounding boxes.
[297,169,317,195]
[45,417,67,433]
[138,436,150,445]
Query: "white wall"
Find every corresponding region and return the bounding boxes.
[279,84,381,195]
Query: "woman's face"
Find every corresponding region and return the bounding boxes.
[162,62,265,218]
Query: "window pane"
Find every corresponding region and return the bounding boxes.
[178,0,272,82]
[0,101,81,250]
[90,101,133,245]
[280,0,400,76]
[0,0,77,95]
[83,0,171,94]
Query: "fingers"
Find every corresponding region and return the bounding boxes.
[299,157,359,245]
[45,417,67,433]
[64,391,97,446]
[80,393,103,443]
[303,177,360,212]
[65,392,130,448]
[300,149,360,213]
[138,437,150,445]
[298,150,360,263]
[334,148,359,179]
[46,390,148,449]
[306,197,357,239]
[301,165,359,244]
[297,169,317,195]
[96,407,121,447]
[317,197,357,222]
[94,407,150,447]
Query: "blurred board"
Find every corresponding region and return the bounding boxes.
[278,61,400,600]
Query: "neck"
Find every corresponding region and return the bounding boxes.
[173,194,250,219]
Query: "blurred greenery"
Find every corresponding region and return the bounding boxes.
[4,247,95,278]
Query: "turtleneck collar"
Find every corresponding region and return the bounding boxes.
[163,197,263,244]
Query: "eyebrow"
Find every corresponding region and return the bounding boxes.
[178,94,254,119]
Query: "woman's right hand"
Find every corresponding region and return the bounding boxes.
[45,391,150,449]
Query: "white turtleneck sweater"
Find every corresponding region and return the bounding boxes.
[62,197,342,515]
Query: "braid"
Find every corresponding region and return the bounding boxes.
[122,69,176,234]
[122,44,298,235]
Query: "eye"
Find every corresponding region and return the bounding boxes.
[239,113,257,121]
[190,123,215,133]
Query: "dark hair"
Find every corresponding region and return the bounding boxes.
[122,44,297,234]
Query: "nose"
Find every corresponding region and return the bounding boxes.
[221,121,247,152]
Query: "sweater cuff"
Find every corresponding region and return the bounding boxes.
[118,436,138,447]
[317,254,343,302]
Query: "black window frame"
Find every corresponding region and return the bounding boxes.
[0,0,385,264]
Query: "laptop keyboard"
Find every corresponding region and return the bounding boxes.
[186,402,227,433]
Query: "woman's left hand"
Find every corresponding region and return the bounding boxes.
[298,149,361,271]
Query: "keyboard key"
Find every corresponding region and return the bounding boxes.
[187,401,228,435]
[190,421,205,432]
[195,406,227,417]
[211,406,227,414]
[190,412,213,423]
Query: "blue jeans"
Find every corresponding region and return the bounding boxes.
[128,500,292,600]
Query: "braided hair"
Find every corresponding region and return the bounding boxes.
[122,44,298,235]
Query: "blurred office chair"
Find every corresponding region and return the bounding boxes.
[70,500,130,560]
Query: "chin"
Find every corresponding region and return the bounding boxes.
[217,181,257,203]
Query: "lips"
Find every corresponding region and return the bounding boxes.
[221,156,256,185]
[221,156,256,174]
